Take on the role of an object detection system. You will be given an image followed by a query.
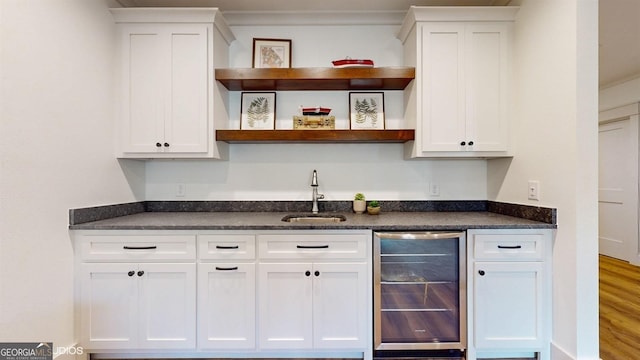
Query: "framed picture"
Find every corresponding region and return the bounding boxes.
[240,92,276,130]
[349,92,385,129]
[252,38,292,68]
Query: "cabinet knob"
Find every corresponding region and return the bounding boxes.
[128,270,135,277]
[314,271,320,277]
[478,270,485,276]
[137,270,144,277]
[164,142,170,147]
[156,142,162,147]
[468,141,474,146]
[305,270,311,277]
[460,141,466,146]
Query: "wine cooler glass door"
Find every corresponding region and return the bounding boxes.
[374,231,466,351]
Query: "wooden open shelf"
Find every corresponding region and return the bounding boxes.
[216,129,415,143]
[215,67,415,91]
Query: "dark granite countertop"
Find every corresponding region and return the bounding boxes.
[69,210,555,231]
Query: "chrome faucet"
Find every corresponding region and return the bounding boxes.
[311,169,324,214]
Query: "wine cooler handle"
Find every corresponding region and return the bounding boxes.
[375,231,464,240]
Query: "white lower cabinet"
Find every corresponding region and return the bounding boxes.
[197,263,256,349]
[80,262,196,349]
[466,229,553,360]
[473,261,544,349]
[74,230,370,357]
[258,262,367,350]
[257,232,370,351]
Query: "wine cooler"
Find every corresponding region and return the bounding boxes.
[374,231,466,355]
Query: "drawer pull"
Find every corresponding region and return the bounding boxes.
[497,245,522,249]
[297,245,329,249]
[478,270,485,276]
[216,245,240,249]
[128,270,135,277]
[215,266,239,271]
[123,246,157,250]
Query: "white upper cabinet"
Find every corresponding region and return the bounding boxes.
[398,7,517,158]
[111,9,235,159]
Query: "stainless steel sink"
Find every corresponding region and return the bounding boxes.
[281,214,347,223]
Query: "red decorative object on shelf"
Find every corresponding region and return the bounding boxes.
[332,58,374,68]
[302,106,331,115]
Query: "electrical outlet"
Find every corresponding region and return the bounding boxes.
[528,180,540,201]
[430,182,440,197]
[176,183,186,197]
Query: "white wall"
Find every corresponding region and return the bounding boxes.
[0,0,141,352]
[144,21,489,201]
[487,0,599,359]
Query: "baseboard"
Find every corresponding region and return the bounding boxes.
[550,341,603,360]
[550,342,574,360]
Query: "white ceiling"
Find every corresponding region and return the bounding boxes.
[599,0,640,87]
[118,0,640,88]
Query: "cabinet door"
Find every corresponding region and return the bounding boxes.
[80,263,138,349]
[420,23,466,152]
[119,24,166,154]
[198,263,256,349]
[163,24,210,153]
[473,261,543,349]
[312,262,367,349]
[119,23,210,155]
[137,263,196,349]
[258,263,313,349]
[465,23,509,152]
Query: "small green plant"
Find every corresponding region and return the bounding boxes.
[354,193,365,201]
[368,200,380,208]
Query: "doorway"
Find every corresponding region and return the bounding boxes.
[598,104,639,264]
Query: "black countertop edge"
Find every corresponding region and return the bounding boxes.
[69,200,557,226]
[75,224,553,231]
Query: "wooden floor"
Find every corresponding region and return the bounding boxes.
[599,254,640,360]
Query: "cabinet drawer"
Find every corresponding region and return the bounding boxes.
[259,233,367,259]
[473,233,544,260]
[198,234,256,260]
[79,234,196,261]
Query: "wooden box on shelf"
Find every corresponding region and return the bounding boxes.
[293,116,336,130]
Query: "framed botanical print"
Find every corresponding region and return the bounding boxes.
[240,92,276,130]
[349,92,385,129]
[252,38,292,68]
